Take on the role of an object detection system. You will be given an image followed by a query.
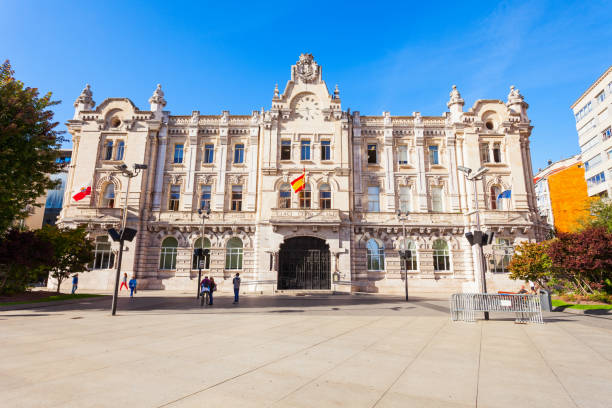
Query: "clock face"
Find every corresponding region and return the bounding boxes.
[293,95,320,120]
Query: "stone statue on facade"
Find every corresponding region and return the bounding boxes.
[74,84,94,109]
[149,84,167,107]
[296,53,318,83]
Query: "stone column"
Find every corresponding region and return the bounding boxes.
[183,118,199,211]
[414,124,428,211]
[214,122,228,212]
[246,114,259,211]
[383,116,395,212]
[352,112,363,210]
[445,128,460,211]
[152,123,168,211]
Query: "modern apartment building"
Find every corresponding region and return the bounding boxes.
[572,66,612,198]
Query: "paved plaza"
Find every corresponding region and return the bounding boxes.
[1,292,612,408]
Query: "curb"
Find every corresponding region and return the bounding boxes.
[553,306,612,316]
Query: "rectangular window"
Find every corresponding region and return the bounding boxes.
[204,144,214,164]
[200,185,211,210]
[299,188,311,208]
[480,143,490,163]
[234,144,244,163]
[367,186,380,212]
[587,171,606,187]
[104,141,113,161]
[608,149,612,160]
[584,154,602,172]
[231,185,242,211]
[280,140,291,160]
[399,186,411,213]
[429,145,439,165]
[367,144,377,164]
[320,189,331,209]
[169,185,180,211]
[321,140,331,161]
[602,127,611,141]
[279,187,291,208]
[115,141,125,161]
[432,186,443,212]
[398,145,408,165]
[489,238,514,273]
[173,144,184,164]
[300,140,311,160]
[492,143,502,163]
[597,91,606,103]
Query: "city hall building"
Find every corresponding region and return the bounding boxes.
[58,54,545,293]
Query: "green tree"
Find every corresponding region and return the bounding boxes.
[508,240,555,290]
[578,199,612,232]
[36,226,94,293]
[0,229,54,294]
[0,60,65,234]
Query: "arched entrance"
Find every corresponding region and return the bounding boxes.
[278,236,330,290]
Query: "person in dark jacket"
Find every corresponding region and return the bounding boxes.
[208,277,216,305]
[128,276,137,298]
[71,274,78,294]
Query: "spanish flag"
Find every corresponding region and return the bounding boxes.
[72,182,91,201]
[291,168,306,193]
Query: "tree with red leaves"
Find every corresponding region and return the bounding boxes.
[547,227,612,294]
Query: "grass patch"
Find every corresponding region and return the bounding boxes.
[552,299,612,310]
[0,293,105,306]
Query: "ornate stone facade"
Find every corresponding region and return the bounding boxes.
[59,54,546,293]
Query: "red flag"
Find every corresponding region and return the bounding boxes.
[73,182,91,201]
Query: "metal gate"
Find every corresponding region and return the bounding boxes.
[278,237,330,290]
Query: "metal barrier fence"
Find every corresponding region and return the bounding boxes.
[450,293,543,324]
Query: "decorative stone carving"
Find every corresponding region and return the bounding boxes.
[169,174,183,185]
[198,174,214,184]
[221,110,229,125]
[295,53,318,83]
[449,85,462,104]
[413,111,422,124]
[74,84,95,109]
[190,111,199,126]
[149,84,167,107]
[508,85,524,103]
[273,84,280,99]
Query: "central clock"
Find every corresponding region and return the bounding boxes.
[293,94,320,120]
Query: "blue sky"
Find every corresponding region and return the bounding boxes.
[2,0,611,172]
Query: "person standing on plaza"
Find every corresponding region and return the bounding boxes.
[129,275,137,298]
[208,277,216,305]
[233,273,241,304]
[120,273,128,292]
[71,274,78,294]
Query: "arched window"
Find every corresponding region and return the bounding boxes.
[101,184,115,208]
[92,236,115,269]
[279,183,291,208]
[225,237,243,270]
[399,238,417,271]
[299,184,311,208]
[115,141,125,161]
[192,237,211,269]
[319,183,331,209]
[433,239,450,271]
[490,185,502,210]
[159,237,178,270]
[366,239,385,271]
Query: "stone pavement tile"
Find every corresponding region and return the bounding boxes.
[524,323,612,408]
[555,321,612,364]
[477,322,577,408]
[375,392,474,408]
[387,322,480,406]
[166,392,268,408]
[272,379,381,408]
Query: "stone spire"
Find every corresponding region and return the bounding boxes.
[73,84,95,119]
[446,85,464,123]
[334,84,340,100]
[149,84,166,119]
[507,85,529,123]
[273,83,280,100]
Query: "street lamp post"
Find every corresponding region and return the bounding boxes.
[196,204,210,298]
[458,165,490,320]
[110,163,147,316]
[396,209,410,302]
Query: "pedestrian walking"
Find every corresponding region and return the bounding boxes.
[208,277,216,305]
[129,276,137,298]
[120,273,128,292]
[71,274,78,294]
[233,273,241,304]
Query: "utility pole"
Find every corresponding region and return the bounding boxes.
[396,209,410,302]
[196,204,210,298]
[458,166,491,320]
[110,163,147,316]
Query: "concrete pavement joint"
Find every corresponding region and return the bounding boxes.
[370,319,448,407]
[156,316,382,407]
[522,325,580,408]
[272,316,419,404]
[475,324,483,408]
